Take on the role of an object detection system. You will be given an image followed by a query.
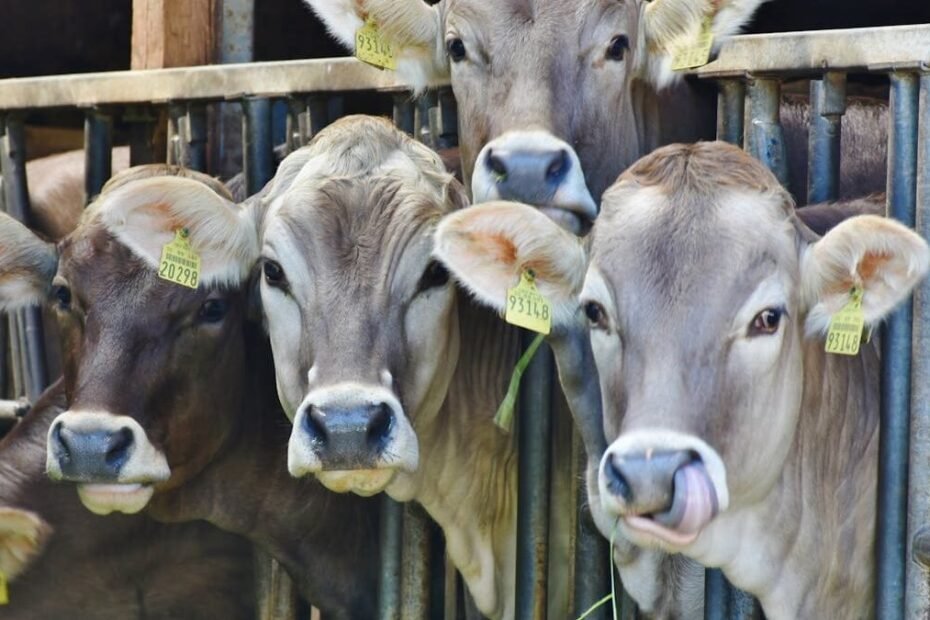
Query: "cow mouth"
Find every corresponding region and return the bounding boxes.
[317,468,397,496]
[538,206,592,236]
[76,483,155,516]
[624,462,719,547]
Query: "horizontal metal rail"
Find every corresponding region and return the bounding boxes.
[695,24,930,78]
[0,57,446,110]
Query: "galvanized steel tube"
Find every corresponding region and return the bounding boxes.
[379,496,403,620]
[716,80,745,146]
[877,71,920,620]
[746,78,788,188]
[84,108,112,204]
[242,97,274,195]
[393,96,416,136]
[807,72,847,204]
[572,431,610,619]
[400,503,432,619]
[906,70,930,620]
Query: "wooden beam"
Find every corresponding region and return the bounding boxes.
[131,0,216,70]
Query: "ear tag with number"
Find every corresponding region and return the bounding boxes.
[825,285,865,356]
[671,15,715,71]
[158,228,201,289]
[0,571,8,605]
[505,269,551,335]
[355,18,397,70]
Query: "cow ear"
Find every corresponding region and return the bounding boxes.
[0,212,57,312]
[93,177,260,289]
[640,0,768,87]
[0,506,52,581]
[434,201,586,328]
[302,0,447,92]
[801,215,930,333]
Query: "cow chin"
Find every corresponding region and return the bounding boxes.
[76,483,155,515]
[316,469,396,496]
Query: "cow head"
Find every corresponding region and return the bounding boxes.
[304,0,768,232]
[258,115,466,496]
[435,142,929,552]
[0,167,258,515]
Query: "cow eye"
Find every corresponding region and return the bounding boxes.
[606,35,629,61]
[446,37,467,62]
[53,284,72,310]
[583,300,608,330]
[749,307,783,336]
[263,259,285,287]
[198,299,228,324]
[418,261,450,292]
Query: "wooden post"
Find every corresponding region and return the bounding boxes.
[131,0,216,70]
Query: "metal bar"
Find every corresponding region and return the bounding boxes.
[515,336,553,620]
[1,116,48,401]
[907,70,930,620]
[877,71,920,620]
[400,503,431,620]
[7,316,23,398]
[807,72,847,204]
[242,97,274,195]
[694,24,930,79]
[704,568,728,620]
[745,78,788,188]
[167,103,208,172]
[0,58,441,111]
[254,548,298,620]
[393,96,416,136]
[378,496,403,620]
[84,108,112,204]
[572,430,610,619]
[716,80,745,146]
[436,88,459,149]
[125,106,160,166]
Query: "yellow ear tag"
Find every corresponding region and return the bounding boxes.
[158,228,201,289]
[0,571,8,605]
[505,269,551,335]
[825,286,865,356]
[355,18,397,70]
[671,16,715,71]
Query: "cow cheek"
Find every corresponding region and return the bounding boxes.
[402,293,459,426]
[262,291,305,415]
[591,330,623,440]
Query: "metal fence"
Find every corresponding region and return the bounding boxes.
[0,21,928,620]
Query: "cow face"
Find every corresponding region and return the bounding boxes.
[0,169,259,515]
[303,0,767,232]
[259,116,465,496]
[435,142,929,553]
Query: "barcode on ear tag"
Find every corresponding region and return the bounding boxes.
[355,19,397,70]
[158,229,201,289]
[825,286,865,356]
[505,270,551,335]
[672,16,715,71]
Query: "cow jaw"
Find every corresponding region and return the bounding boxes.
[77,483,155,516]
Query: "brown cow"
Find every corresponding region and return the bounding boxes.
[434,142,929,618]
[0,381,257,619]
[0,166,380,618]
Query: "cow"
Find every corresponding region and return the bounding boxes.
[0,380,257,619]
[0,165,381,618]
[434,141,929,618]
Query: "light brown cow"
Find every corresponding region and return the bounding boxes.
[435,141,929,618]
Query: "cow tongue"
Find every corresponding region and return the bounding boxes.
[652,462,718,537]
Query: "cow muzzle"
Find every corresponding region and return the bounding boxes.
[598,431,729,547]
[288,384,418,496]
[46,411,170,515]
[471,130,597,235]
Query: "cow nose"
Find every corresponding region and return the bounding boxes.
[302,402,395,469]
[602,450,697,515]
[485,147,571,191]
[50,422,135,482]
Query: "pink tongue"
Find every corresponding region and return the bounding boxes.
[672,462,718,536]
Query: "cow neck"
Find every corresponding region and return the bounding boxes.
[388,297,521,618]
[146,323,379,613]
[701,338,879,619]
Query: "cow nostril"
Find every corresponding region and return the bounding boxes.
[51,421,71,461]
[486,149,508,181]
[545,149,570,182]
[105,427,134,469]
[304,406,327,445]
[604,455,633,504]
[367,403,393,448]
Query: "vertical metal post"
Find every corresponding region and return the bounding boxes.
[878,71,920,620]
[254,548,299,620]
[393,95,416,136]
[379,495,403,620]
[745,78,788,188]
[572,431,610,619]
[168,104,208,172]
[807,72,847,204]
[716,80,745,146]
[515,335,553,619]
[907,71,930,620]
[84,108,113,204]
[704,568,728,620]
[125,106,161,167]
[242,97,274,195]
[400,503,432,619]
[213,0,254,179]
[1,116,48,401]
